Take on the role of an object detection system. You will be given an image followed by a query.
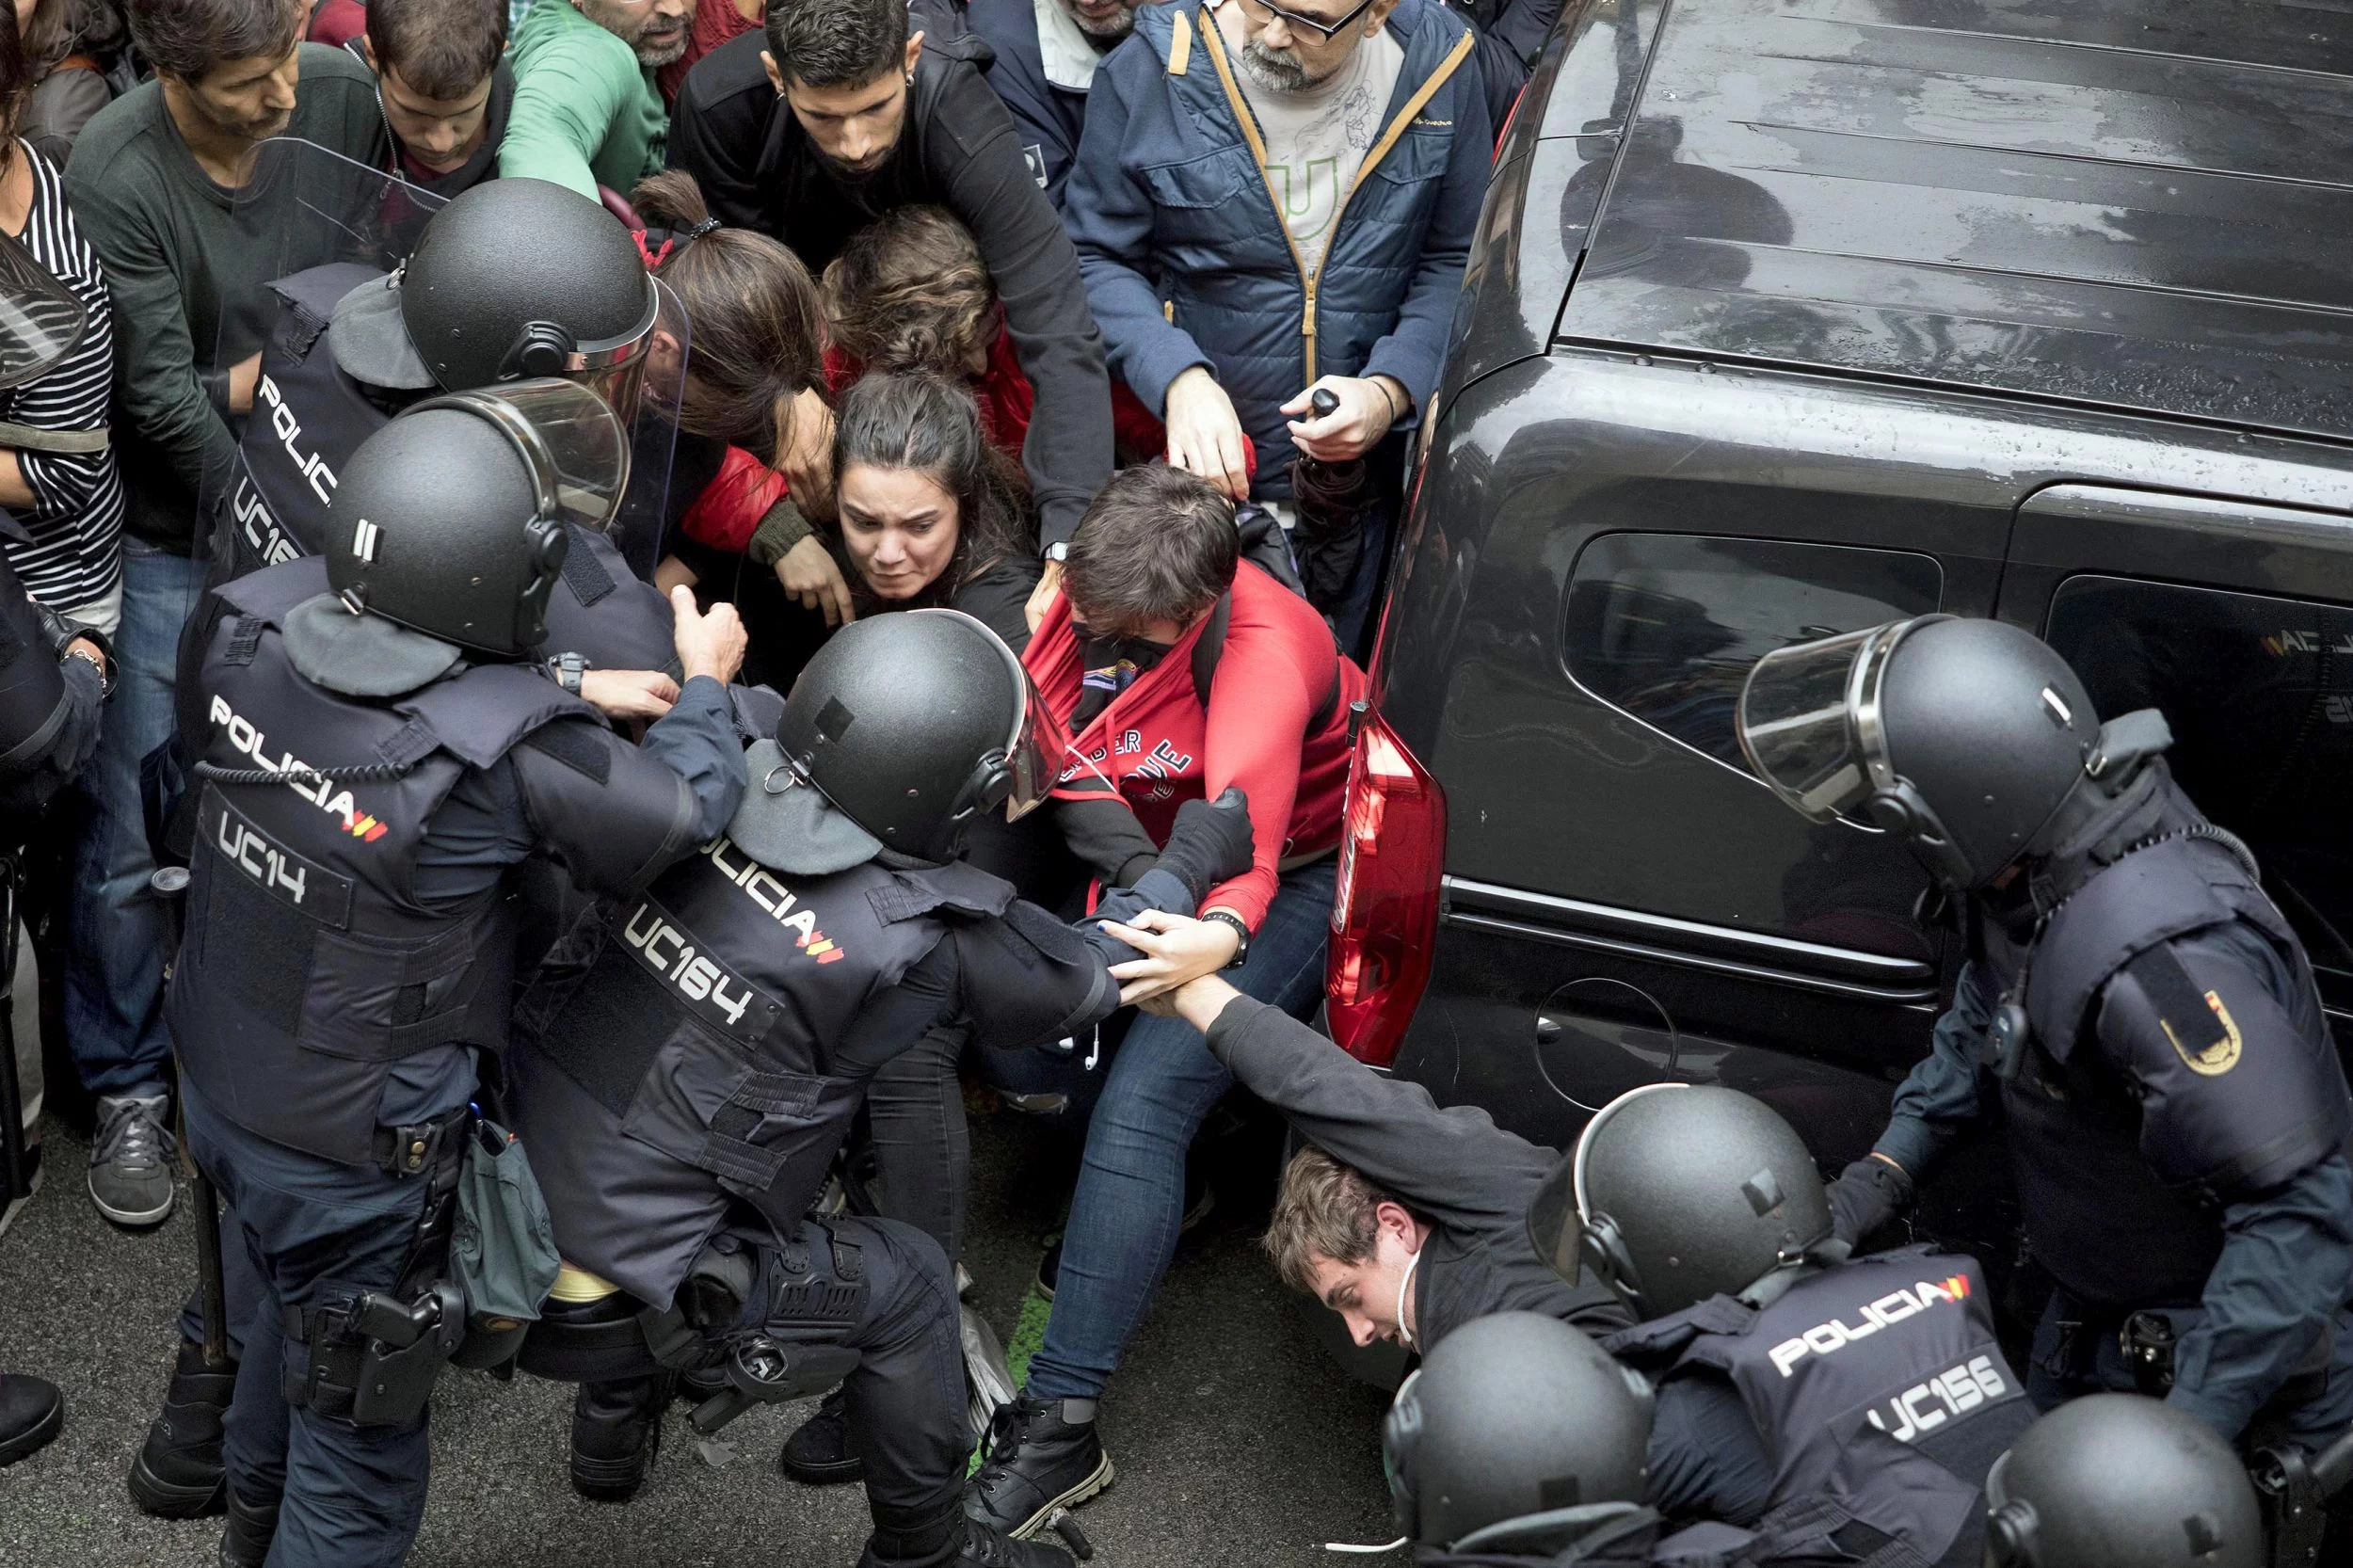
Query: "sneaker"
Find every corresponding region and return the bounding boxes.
[1036,1171,1215,1301]
[127,1339,235,1517]
[778,1385,864,1485]
[568,1372,672,1502]
[88,1094,176,1226]
[856,1513,1074,1568]
[964,1396,1113,1541]
[0,1374,62,1466]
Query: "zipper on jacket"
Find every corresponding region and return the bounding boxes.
[1195,5,1473,388]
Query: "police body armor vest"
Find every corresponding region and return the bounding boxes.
[1607,1246,2029,1568]
[212,264,677,673]
[2005,829,2347,1309]
[167,557,602,1166]
[216,264,391,585]
[506,834,1016,1310]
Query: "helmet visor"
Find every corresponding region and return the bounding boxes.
[1524,1152,1584,1287]
[1735,620,1911,823]
[428,378,632,534]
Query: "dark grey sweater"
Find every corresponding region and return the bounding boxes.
[1204,994,1628,1351]
[64,46,384,549]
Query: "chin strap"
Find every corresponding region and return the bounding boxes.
[1394,1249,1423,1352]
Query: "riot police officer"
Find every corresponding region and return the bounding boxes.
[1526,1084,2033,1566]
[1733,616,2353,1449]
[205,174,679,681]
[168,383,751,1568]
[503,608,1254,1568]
[1981,1395,2266,1568]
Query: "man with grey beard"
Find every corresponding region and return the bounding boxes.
[965,0,1139,208]
[1059,0,1489,650]
[501,0,695,198]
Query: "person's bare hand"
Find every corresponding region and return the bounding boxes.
[1100,908,1242,1006]
[776,534,856,627]
[227,352,264,416]
[1025,558,1064,635]
[580,668,680,722]
[776,388,838,520]
[670,586,746,684]
[1282,375,1404,464]
[1163,366,1250,501]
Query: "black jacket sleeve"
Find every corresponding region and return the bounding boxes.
[927,53,1112,549]
[1206,993,1563,1238]
[665,41,779,232]
[1470,0,1564,130]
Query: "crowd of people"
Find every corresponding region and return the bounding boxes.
[0,1,2342,1568]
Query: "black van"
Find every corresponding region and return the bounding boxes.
[1329,0,2353,1259]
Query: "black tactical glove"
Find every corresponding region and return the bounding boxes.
[1147,787,1254,908]
[1827,1156,1915,1249]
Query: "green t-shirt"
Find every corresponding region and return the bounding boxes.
[502,0,669,200]
[63,45,384,548]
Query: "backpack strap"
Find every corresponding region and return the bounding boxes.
[1188,592,1232,710]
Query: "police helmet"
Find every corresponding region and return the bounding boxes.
[1527,1084,1834,1320]
[397,179,659,392]
[1384,1312,1652,1553]
[325,379,631,656]
[776,609,1054,865]
[1736,616,2103,891]
[1984,1395,2263,1568]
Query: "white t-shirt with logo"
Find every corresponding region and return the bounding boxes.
[1221,8,1404,279]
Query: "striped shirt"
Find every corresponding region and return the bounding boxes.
[2,139,120,610]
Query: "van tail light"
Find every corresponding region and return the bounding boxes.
[1326,712,1446,1066]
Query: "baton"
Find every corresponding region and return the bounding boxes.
[152,864,229,1371]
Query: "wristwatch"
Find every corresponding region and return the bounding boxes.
[65,637,112,698]
[550,651,589,696]
[1044,542,1070,564]
[1201,909,1251,970]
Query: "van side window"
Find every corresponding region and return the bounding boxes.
[2046,575,2353,981]
[1562,534,1943,765]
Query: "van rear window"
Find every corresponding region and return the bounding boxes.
[2047,575,2353,983]
[1562,533,1942,766]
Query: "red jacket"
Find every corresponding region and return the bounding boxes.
[678,444,789,552]
[1025,561,1362,930]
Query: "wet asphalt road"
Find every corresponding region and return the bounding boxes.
[0,1099,1397,1567]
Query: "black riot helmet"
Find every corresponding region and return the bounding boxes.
[1383,1312,1653,1554]
[1527,1084,1835,1320]
[1736,616,2103,891]
[1983,1395,2263,1568]
[325,379,631,656]
[395,178,659,392]
[776,609,1055,865]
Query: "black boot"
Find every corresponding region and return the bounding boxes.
[128,1338,236,1517]
[860,1497,1074,1568]
[779,1384,865,1485]
[216,1487,279,1568]
[0,1374,62,1466]
[964,1395,1112,1540]
[568,1372,673,1501]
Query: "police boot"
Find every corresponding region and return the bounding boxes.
[216,1486,278,1568]
[964,1396,1112,1541]
[859,1498,1074,1568]
[127,1338,235,1517]
[780,1385,864,1485]
[568,1371,673,1502]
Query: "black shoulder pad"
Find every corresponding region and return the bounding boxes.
[2099,927,2353,1199]
[512,724,700,900]
[951,900,1117,1052]
[728,683,786,744]
[867,859,1017,926]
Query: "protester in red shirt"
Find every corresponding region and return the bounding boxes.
[966,465,1363,1537]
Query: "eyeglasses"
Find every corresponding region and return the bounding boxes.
[1235,0,1379,43]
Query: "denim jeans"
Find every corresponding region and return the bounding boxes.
[1024,857,1337,1403]
[64,541,200,1096]
[183,1084,436,1568]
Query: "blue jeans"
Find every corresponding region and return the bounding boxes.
[184,1084,436,1568]
[65,541,200,1096]
[1024,858,1337,1403]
